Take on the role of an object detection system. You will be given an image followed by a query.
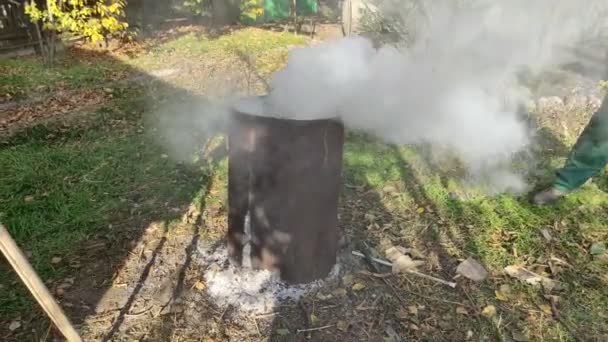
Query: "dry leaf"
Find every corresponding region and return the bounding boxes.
[342,274,354,286]
[481,305,496,318]
[539,304,552,315]
[24,196,35,203]
[456,306,469,315]
[310,314,320,326]
[276,328,289,336]
[51,257,62,264]
[396,308,409,319]
[456,257,488,282]
[333,288,348,297]
[416,207,425,214]
[316,292,332,300]
[352,283,366,291]
[8,320,21,331]
[408,305,418,315]
[495,284,512,301]
[504,265,557,290]
[386,246,424,274]
[336,320,349,332]
[194,280,206,290]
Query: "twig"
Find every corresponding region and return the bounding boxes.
[252,317,262,339]
[352,250,457,288]
[255,312,278,319]
[296,325,334,333]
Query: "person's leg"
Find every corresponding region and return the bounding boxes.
[534,101,608,205]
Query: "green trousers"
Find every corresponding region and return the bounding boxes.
[554,98,608,192]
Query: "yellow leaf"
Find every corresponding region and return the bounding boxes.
[416,207,425,214]
[194,280,206,290]
[539,304,552,315]
[482,305,497,318]
[495,285,512,301]
[336,320,349,332]
[310,314,320,326]
[352,283,366,291]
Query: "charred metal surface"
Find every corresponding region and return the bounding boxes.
[228,110,344,284]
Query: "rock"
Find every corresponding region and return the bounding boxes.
[456,257,488,282]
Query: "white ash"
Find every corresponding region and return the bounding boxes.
[196,243,341,314]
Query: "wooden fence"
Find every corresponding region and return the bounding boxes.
[0,0,39,52]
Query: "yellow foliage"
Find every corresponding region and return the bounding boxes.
[25,0,128,43]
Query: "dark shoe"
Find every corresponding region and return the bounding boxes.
[533,187,567,205]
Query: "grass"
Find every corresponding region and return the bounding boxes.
[127,27,306,71]
[344,134,608,340]
[1,26,607,341]
[0,52,127,102]
[0,85,214,316]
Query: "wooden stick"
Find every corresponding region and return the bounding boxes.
[352,250,457,288]
[0,224,82,342]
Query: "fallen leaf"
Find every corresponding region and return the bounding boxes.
[8,320,21,331]
[336,320,349,332]
[352,283,366,291]
[275,328,290,336]
[539,304,552,315]
[590,242,606,256]
[408,305,418,315]
[310,313,320,326]
[386,246,424,274]
[504,265,557,290]
[495,284,512,301]
[456,306,468,315]
[395,308,409,319]
[512,330,529,341]
[466,330,474,340]
[194,280,206,290]
[333,288,348,297]
[342,274,354,286]
[24,195,35,203]
[51,257,62,264]
[161,154,169,159]
[456,257,488,282]
[416,207,425,214]
[481,305,496,318]
[316,292,332,300]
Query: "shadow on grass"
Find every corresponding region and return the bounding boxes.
[0,35,230,341]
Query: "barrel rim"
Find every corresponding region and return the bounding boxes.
[231,110,342,126]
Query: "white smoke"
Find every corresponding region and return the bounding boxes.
[263,0,608,194]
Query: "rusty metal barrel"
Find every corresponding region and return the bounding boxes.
[227,98,344,284]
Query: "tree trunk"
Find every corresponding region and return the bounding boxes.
[211,0,240,26]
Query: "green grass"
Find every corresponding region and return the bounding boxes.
[343,134,608,340]
[0,86,214,316]
[129,27,306,70]
[0,53,127,102]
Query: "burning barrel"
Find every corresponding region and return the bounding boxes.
[228,97,344,284]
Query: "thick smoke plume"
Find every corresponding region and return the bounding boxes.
[265,0,608,193]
